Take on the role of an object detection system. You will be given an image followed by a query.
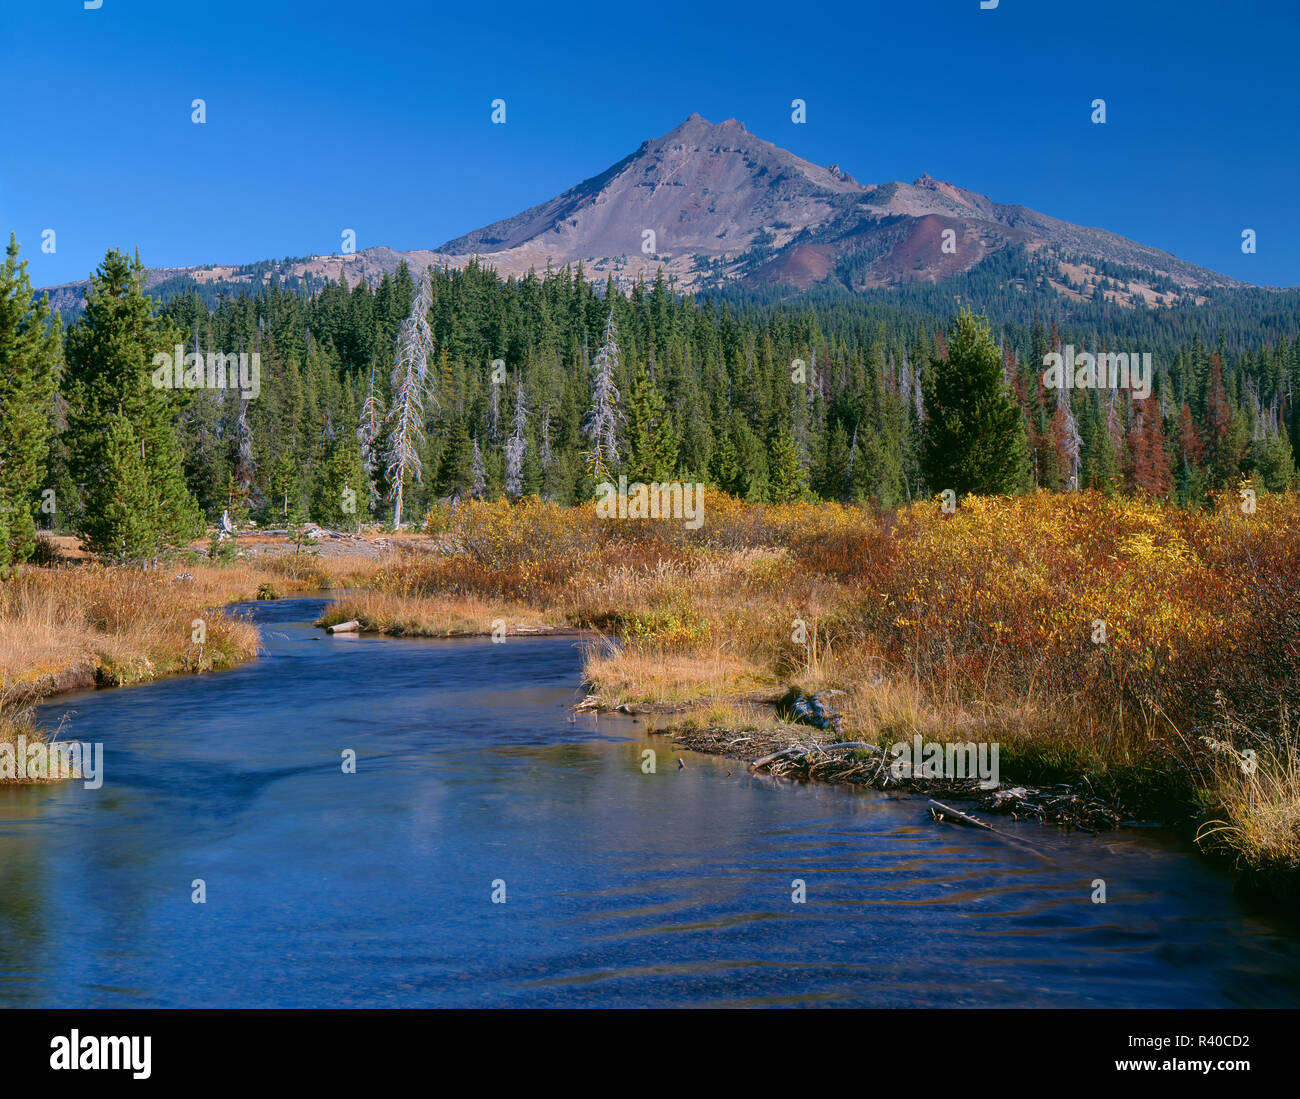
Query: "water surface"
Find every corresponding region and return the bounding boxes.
[2,597,1298,1007]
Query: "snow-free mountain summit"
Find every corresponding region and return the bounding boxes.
[40,114,1242,313]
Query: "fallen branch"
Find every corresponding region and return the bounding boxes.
[749,746,809,771]
[930,799,1056,861]
[929,798,994,831]
[749,741,876,773]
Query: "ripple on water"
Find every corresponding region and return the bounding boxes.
[1,597,1297,1008]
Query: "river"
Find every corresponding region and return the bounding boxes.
[2,596,1298,1007]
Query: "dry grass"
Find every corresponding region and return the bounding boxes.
[305,490,1300,883]
[181,551,383,602]
[0,565,262,693]
[1197,709,1300,876]
[317,589,563,637]
[0,693,58,784]
[0,545,388,699]
[582,637,775,706]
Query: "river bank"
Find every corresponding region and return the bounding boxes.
[313,493,1300,898]
[0,535,400,781]
[7,494,1297,899]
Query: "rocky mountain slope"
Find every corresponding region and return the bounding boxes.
[39,114,1242,314]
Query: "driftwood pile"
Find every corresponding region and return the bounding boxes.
[725,732,1125,833]
[978,784,1123,830]
[747,740,880,783]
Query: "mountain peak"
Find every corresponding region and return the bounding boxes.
[427,118,1232,297]
[43,115,1237,314]
[667,113,749,137]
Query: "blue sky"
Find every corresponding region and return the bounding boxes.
[3,0,1297,288]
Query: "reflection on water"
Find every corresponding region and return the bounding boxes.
[1,597,1298,1007]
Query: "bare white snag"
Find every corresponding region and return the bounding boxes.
[539,407,554,470]
[358,357,385,513]
[235,396,256,499]
[470,434,486,498]
[384,268,437,527]
[583,307,625,483]
[505,373,528,498]
[1057,390,1083,490]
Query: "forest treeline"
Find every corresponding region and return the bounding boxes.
[1,233,1298,565]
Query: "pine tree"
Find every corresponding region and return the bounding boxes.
[1204,352,1240,488]
[1080,393,1119,493]
[81,415,156,563]
[1254,431,1297,492]
[313,434,368,530]
[63,249,201,561]
[1129,399,1173,496]
[842,422,858,500]
[358,354,385,515]
[487,379,501,444]
[1174,401,1207,506]
[921,309,1031,497]
[768,429,807,502]
[625,362,677,481]
[437,416,475,499]
[180,388,230,519]
[0,234,60,566]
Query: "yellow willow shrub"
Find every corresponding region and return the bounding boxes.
[698,495,882,555]
[1183,492,1300,719]
[852,491,1289,725]
[625,602,713,648]
[402,489,1300,732]
[448,497,605,572]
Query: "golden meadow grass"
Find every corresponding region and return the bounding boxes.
[0,564,262,694]
[327,490,1298,878]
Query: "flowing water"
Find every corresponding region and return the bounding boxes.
[2,596,1298,1008]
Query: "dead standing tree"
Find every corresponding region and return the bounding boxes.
[583,307,625,485]
[505,372,528,498]
[384,267,436,528]
[357,355,385,516]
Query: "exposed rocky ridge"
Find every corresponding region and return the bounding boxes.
[39,114,1245,314]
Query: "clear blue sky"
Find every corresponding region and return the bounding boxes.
[3,0,1297,288]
